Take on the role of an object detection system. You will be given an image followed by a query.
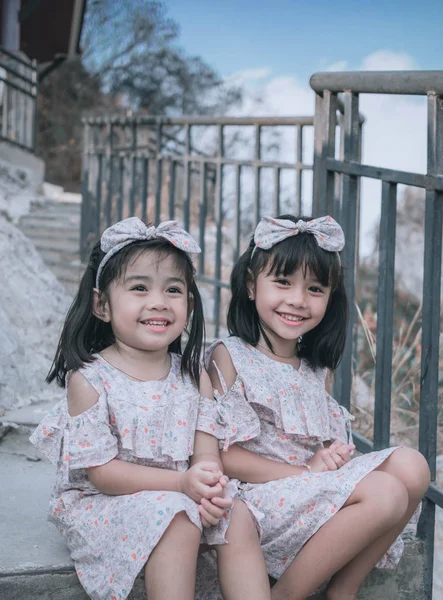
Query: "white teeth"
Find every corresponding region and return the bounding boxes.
[143,320,168,326]
[280,314,303,322]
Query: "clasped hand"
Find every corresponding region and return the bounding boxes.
[181,461,233,528]
[307,440,356,473]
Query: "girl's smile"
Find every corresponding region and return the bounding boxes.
[250,266,331,354]
[95,251,190,356]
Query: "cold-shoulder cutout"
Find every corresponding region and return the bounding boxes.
[207,341,237,393]
[67,370,100,417]
[199,368,214,400]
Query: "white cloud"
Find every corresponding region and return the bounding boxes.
[225,67,272,85]
[361,50,417,71]
[327,60,349,72]
[226,51,427,256]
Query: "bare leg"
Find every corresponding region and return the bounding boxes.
[145,512,201,600]
[215,499,271,600]
[326,448,430,600]
[271,471,409,600]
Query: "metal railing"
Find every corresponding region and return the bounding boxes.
[0,48,38,152]
[80,115,315,336]
[311,70,443,598]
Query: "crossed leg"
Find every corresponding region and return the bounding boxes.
[271,448,429,600]
[326,447,430,599]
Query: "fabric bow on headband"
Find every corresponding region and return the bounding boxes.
[95,217,201,288]
[253,215,345,254]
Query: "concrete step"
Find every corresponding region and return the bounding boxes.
[19,225,80,244]
[0,415,427,600]
[36,246,81,265]
[18,199,83,297]
[20,213,80,229]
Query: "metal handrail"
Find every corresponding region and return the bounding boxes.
[310,70,443,95]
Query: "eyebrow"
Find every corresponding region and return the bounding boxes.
[125,275,186,285]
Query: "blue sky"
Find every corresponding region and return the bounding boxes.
[165,1,437,256]
[166,0,441,83]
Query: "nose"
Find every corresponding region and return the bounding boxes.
[146,290,168,311]
[287,285,307,308]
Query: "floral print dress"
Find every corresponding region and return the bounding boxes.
[30,353,226,600]
[203,337,405,582]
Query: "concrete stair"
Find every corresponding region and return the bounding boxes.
[0,403,427,600]
[18,199,85,296]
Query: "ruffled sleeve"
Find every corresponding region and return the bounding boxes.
[66,395,118,469]
[29,400,67,465]
[30,366,119,471]
[204,358,261,451]
[216,378,261,450]
[327,394,354,445]
[196,396,227,440]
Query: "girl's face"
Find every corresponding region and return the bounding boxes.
[95,251,190,355]
[250,265,331,351]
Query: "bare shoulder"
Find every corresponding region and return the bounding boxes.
[199,368,214,399]
[67,370,99,417]
[207,342,237,392]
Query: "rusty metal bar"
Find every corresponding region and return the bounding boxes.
[296,125,303,214]
[183,124,191,231]
[117,156,124,222]
[333,91,360,411]
[168,160,176,221]
[84,116,315,127]
[273,167,280,216]
[141,157,148,223]
[198,162,207,275]
[234,165,241,263]
[254,125,261,223]
[84,152,311,172]
[417,92,443,599]
[214,124,224,338]
[373,182,397,450]
[155,122,163,225]
[310,71,443,95]
[326,158,443,190]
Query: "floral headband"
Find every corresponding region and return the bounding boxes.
[95,217,201,288]
[252,215,345,257]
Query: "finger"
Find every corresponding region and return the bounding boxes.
[199,504,220,527]
[320,450,338,471]
[335,448,351,463]
[328,440,342,452]
[197,461,223,473]
[210,495,233,509]
[198,470,221,485]
[219,474,229,487]
[203,483,224,499]
[330,451,345,468]
[200,513,212,528]
[201,498,225,519]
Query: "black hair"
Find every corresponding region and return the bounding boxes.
[227,214,348,371]
[47,233,205,388]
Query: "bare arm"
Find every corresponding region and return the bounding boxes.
[207,345,306,483]
[207,344,341,480]
[88,459,185,495]
[190,370,224,473]
[222,444,305,482]
[68,370,214,499]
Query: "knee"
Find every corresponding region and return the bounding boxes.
[386,448,431,498]
[169,511,201,539]
[364,471,409,523]
[225,500,259,545]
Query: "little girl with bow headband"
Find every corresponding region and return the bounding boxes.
[30,217,271,600]
[203,214,429,600]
